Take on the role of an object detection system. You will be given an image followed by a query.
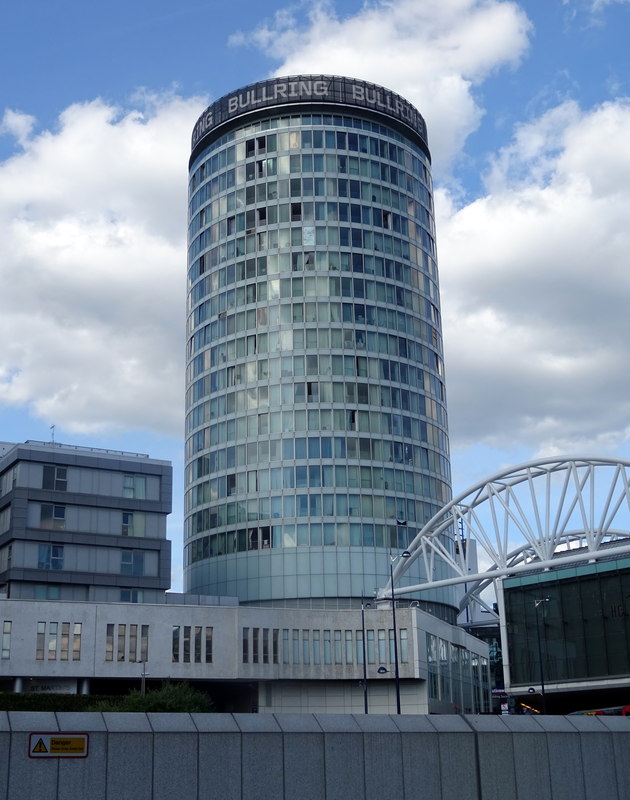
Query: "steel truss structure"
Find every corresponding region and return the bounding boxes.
[380,457,630,616]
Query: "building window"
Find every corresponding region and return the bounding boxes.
[129,624,138,662]
[36,622,46,660]
[172,626,180,662]
[122,512,145,537]
[48,622,58,660]
[34,584,60,600]
[292,629,300,664]
[60,622,70,661]
[117,625,126,661]
[194,626,202,663]
[253,628,259,664]
[2,621,11,659]
[172,625,212,663]
[42,465,67,491]
[120,550,144,576]
[242,627,249,663]
[120,589,143,603]
[356,630,364,665]
[140,625,149,662]
[378,629,387,664]
[302,630,310,665]
[400,628,408,663]
[123,474,146,499]
[183,626,191,662]
[38,544,64,570]
[263,628,269,664]
[367,629,375,664]
[312,630,320,665]
[282,628,289,664]
[205,627,213,663]
[40,504,65,530]
[323,630,331,664]
[73,623,82,661]
[105,624,114,661]
[334,630,342,664]
[103,623,145,663]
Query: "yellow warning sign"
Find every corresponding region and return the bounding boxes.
[29,732,89,758]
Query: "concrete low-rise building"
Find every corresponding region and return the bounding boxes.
[0,596,490,714]
[0,439,490,714]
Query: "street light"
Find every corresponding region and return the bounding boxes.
[388,550,411,714]
[360,600,373,714]
[534,597,550,713]
[139,661,149,696]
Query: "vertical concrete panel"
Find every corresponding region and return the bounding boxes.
[501,716,553,800]
[316,715,365,800]
[429,716,479,800]
[193,714,242,800]
[467,716,516,800]
[566,716,619,800]
[0,711,10,800]
[354,716,403,800]
[7,711,59,800]
[393,715,443,800]
[598,717,630,798]
[275,714,325,800]
[102,713,154,800]
[234,713,284,799]
[534,717,586,800]
[55,712,107,800]
[149,713,198,800]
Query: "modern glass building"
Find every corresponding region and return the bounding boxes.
[505,560,630,689]
[185,76,454,612]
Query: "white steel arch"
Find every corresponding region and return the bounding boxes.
[380,456,630,615]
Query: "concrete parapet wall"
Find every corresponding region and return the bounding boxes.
[0,711,628,800]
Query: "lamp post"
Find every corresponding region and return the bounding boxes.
[139,661,149,696]
[534,598,550,713]
[389,550,411,714]
[360,601,373,713]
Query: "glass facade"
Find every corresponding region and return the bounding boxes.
[505,561,630,685]
[184,76,455,607]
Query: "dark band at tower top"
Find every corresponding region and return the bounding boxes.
[190,76,430,163]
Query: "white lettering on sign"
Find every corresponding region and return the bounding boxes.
[192,78,426,150]
[226,80,329,116]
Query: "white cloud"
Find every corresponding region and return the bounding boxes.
[1,2,627,469]
[438,99,630,454]
[0,109,36,148]
[232,0,628,457]
[0,94,205,435]
[233,0,532,173]
[590,0,630,10]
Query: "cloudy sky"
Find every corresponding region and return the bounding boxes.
[2,0,629,589]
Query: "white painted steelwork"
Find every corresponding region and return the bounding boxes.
[380,457,630,615]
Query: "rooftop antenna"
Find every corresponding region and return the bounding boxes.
[50,425,55,445]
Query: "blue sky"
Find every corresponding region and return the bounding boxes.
[2,0,630,590]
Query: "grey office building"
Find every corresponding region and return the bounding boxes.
[0,440,172,603]
[185,76,454,612]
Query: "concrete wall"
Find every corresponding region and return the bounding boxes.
[0,711,629,800]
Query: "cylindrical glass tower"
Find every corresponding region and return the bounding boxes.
[185,76,455,614]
